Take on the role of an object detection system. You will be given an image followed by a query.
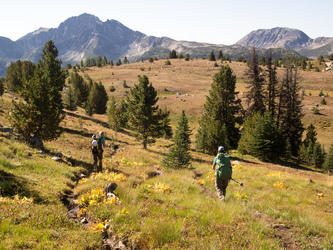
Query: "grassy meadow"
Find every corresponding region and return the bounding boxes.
[0,58,333,249]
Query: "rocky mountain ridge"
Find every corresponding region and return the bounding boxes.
[1,14,333,77]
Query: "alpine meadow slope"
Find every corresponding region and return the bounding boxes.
[1,57,333,248]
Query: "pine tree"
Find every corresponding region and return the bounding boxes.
[127,75,161,149]
[97,55,102,67]
[108,96,121,132]
[169,50,177,59]
[85,81,108,115]
[277,60,304,156]
[65,85,76,111]
[217,49,223,60]
[196,65,242,154]
[312,143,325,169]
[162,110,192,168]
[323,144,333,173]
[9,40,66,142]
[245,48,266,116]
[266,50,278,117]
[248,112,286,161]
[5,60,35,92]
[208,51,216,61]
[158,108,173,139]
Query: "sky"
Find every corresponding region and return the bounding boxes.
[1,0,333,45]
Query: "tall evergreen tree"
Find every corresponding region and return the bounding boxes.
[85,82,108,115]
[65,85,76,111]
[217,49,223,60]
[196,65,242,154]
[323,144,333,174]
[108,96,121,132]
[5,60,35,92]
[127,75,161,149]
[248,112,286,161]
[162,110,192,168]
[312,142,325,169]
[266,50,278,117]
[159,108,173,139]
[277,61,304,156]
[9,40,66,142]
[169,50,177,59]
[208,51,216,61]
[244,47,266,116]
[97,55,102,67]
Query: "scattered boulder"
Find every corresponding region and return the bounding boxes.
[306,178,313,183]
[55,152,63,158]
[51,157,61,161]
[29,135,43,148]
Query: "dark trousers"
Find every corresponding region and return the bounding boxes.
[215,178,230,200]
[93,151,103,172]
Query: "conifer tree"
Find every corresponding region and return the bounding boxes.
[169,50,177,59]
[5,60,35,92]
[248,112,286,161]
[323,144,333,174]
[277,61,304,156]
[85,81,108,115]
[10,40,66,142]
[217,49,223,60]
[196,65,242,154]
[97,55,102,67]
[162,110,192,168]
[108,96,121,132]
[266,50,278,117]
[208,51,216,61]
[245,47,266,116]
[159,108,173,139]
[65,85,76,111]
[127,75,161,149]
[312,142,325,169]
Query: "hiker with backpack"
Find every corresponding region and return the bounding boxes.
[212,146,232,201]
[91,131,107,172]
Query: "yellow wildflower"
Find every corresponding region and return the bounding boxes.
[234,191,248,201]
[197,178,205,185]
[273,180,286,188]
[267,172,285,178]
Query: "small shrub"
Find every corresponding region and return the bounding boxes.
[312,106,320,114]
[165,60,171,66]
[320,98,326,105]
[140,67,145,71]
[110,85,115,92]
[314,67,320,72]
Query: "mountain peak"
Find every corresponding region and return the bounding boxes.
[236,27,311,50]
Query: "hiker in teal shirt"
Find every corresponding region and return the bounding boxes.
[212,146,232,201]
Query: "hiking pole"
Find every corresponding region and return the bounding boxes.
[231,178,243,186]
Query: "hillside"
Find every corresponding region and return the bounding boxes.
[1,59,333,249]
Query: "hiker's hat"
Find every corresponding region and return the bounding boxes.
[218,146,224,152]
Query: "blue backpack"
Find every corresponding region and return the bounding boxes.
[215,153,232,179]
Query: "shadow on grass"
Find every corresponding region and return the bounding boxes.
[275,159,320,173]
[0,169,43,202]
[64,110,108,127]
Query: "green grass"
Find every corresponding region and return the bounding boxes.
[1,59,333,248]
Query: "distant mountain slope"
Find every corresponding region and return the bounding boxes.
[236,27,333,53]
[0,37,24,59]
[1,14,333,77]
